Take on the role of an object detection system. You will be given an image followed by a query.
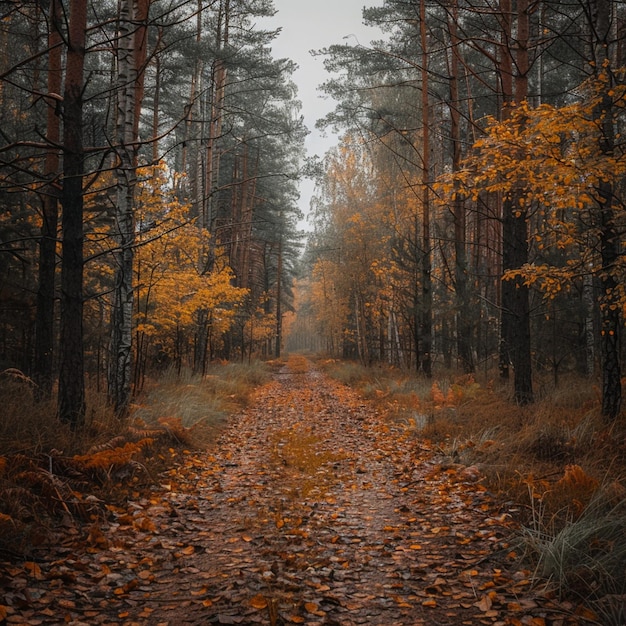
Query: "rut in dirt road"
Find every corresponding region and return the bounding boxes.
[2,361,583,626]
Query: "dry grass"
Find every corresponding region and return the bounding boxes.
[133,361,271,445]
[0,361,272,557]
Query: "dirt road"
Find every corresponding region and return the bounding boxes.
[2,361,583,625]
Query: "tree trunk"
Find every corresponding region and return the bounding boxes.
[275,222,283,358]
[448,0,474,373]
[501,199,533,404]
[419,0,432,377]
[58,0,88,428]
[498,0,533,404]
[34,0,62,399]
[109,0,145,417]
[590,0,622,420]
[583,271,595,377]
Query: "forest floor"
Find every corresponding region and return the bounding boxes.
[1,359,594,626]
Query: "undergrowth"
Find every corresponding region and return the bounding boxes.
[320,359,626,620]
[0,361,271,558]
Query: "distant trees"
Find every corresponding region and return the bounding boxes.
[304,0,625,417]
[0,0,305,426]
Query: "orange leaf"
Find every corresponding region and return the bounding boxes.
[24,561,42,579]
[191,586,208,596]
[250,594,268,610]
[289,616,305,624]
[138,517,156,532]
[576,607,599,621]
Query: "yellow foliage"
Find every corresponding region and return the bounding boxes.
[436,70,626,308]
[133,162,247,357]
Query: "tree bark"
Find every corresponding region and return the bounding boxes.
[498,0,533,404]
[109,0,145,417]
[58,0,88,428]
[590,0,621,420]
[419,0,432,377]
[275,225,283,358]
[34,0,62,399]
[448,0,474,373]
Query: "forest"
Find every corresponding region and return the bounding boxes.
[1,0,307,426]
[1,1,626,624]
[289,0,626,421]
[1,0,625,422]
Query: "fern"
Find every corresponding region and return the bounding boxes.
[73,439,153,471]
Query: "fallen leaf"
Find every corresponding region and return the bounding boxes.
[250,594,268,610]
[475,595,492,612]
[191,586,208,596]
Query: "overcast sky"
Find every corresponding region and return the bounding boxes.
[263,1,379,225]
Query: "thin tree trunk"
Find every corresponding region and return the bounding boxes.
[275,225,283,358]
[448,0,474,373]
[35,0,62,399]
[583,270,595,377]
[152,49,161,163]
[498,0,533,404]
[419,0,432,377]
[109,0,143,417]
[590,0,621,419]
[58,0,88,428]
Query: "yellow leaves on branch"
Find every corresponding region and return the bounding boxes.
[133,162,247,355]
[436,72,626,217]
[434,71,626,304]
[503,264,575,300]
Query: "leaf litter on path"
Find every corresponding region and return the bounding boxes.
[0,363,591,625]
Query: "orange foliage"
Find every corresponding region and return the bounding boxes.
[73,439,153,471]
[436,71,626,305]
[431,381,446,406]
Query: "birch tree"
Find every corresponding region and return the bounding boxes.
[108,0,148,417]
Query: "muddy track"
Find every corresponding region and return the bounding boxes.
[2,362,584,625]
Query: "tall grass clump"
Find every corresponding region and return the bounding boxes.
[134,361,271,445]
[320,360,432,404]
[521,484,626,623]
[0,361,272,557]
[0,378,120,457]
